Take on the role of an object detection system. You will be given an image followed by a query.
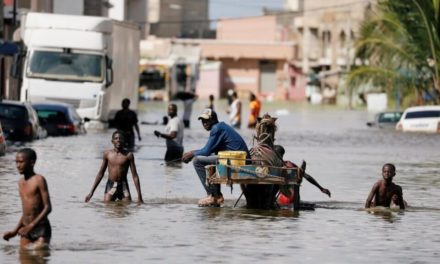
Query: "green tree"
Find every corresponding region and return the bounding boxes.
[348,0,440,106]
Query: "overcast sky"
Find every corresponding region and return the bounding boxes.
[209,0,284,20]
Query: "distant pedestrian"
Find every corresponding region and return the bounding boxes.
[207,94,215,111]
[85,131,143,203]
[227,91,241,129]
[182,93,197,128]
[227,89,234,106]
[248,92,261,128]
[154,103,184,162]
[113,98,141,149]
[3,148,52,250]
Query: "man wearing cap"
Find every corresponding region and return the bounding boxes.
[182,109,250,207]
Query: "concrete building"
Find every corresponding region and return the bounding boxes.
[200,16,297,100]
[279,0,371,103]
[148,0,210,38]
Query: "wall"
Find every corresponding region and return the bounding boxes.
[217,16,277,42]
[196,61,221,99]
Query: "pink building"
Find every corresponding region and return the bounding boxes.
[199,16,306,101]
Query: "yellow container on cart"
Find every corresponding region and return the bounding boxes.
[218,151,247,166]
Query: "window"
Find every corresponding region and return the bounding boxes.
[27,50,104,82]
[405,111,440,119]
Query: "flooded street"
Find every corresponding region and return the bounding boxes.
[1,101,440,263]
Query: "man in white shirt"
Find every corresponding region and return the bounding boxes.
[227,91,241,129]
[154,104,184,162]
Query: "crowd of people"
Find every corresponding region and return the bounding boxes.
[2,92,407,251]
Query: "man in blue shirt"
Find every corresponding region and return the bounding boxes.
[182,109,249,207]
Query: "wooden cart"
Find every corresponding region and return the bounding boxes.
[205,160,302,210]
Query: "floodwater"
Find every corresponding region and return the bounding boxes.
[1,101,440,263]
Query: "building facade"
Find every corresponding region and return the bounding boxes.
[148,0,209,38]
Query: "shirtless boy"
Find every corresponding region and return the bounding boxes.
[85,131,143,203]
[3,148,52,250]
[365,163,405,209]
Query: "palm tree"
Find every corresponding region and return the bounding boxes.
[347,0,440,106]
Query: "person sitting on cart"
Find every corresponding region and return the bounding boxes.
[182,109,250,207]
[274,145,331,206]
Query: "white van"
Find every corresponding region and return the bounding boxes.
[396,106,440,133]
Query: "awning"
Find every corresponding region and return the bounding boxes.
[0,41,19,55]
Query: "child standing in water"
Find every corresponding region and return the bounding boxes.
[85,130,143,203]
[365,163,405,209]
[3,148,52,250]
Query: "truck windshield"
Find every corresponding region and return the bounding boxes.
[27,50,104,82]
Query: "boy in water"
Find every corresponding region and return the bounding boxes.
[3,148,52,250]
[85,131,143,203]
[274,145,331,205]
[365,163,405,209]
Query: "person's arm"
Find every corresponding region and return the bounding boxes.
[135,123,141,141]
[155,119,178,140]
[304,174,331,197]
[396,186,405,210]
[182,150,196,163]
[159,131,177,140]
[365,182,379,208]
[85,152,108,202]
[134,113,141,141]
[129,153,143,203]
[18,176,52,237]
[194,128,222,157]
[3,215,24,241]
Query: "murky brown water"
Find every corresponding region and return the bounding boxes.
[1,101,440,263]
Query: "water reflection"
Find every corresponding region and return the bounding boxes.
[19,249,50,264]
[1,103,440,263]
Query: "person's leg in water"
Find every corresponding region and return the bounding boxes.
[20,221,51,250]
[193,155,224,206]
[183,119,190,128]
[104,180,132,202]
[165,146,184,162]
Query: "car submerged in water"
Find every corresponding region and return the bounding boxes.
[0,99,47,141]
[32,102,87,136]
[366,111,403,129]
[396,106,440,133]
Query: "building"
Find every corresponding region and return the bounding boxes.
[199,16,297,100]
[270,0,372,103]
[148,0,210,38]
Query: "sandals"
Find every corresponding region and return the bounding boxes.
[198,195,224,207]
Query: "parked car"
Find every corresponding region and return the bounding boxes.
[0,121,6,156]
[396,106,440,133]
[367,111,403,129]
[0,99,47,141]
[32,102,87,136]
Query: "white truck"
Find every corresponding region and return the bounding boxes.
[17,12,140,124]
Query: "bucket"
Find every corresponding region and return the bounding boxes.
[218,151,247,166]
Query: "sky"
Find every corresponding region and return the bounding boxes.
[209,0,284,21]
